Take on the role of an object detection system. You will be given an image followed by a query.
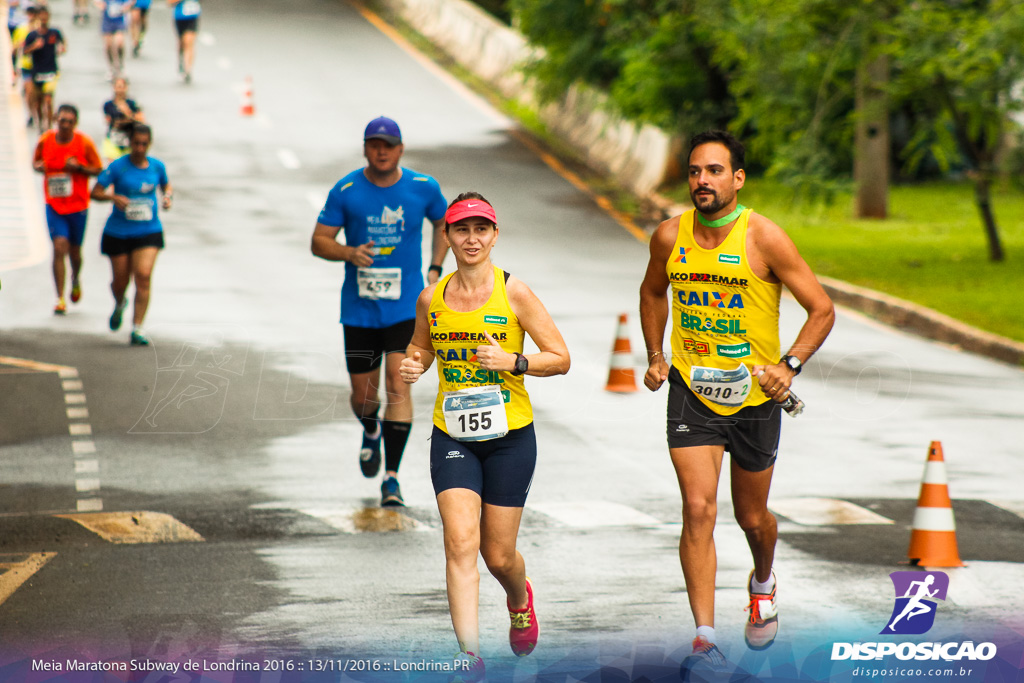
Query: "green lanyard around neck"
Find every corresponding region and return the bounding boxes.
[697,205,746,228]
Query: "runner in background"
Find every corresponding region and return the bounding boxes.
[73,0,91,24]
[32,104,103,314]
[7,0,26,80]
[22,6,65,132]
[98,0,133,80]
[130,0,150,56]
[10,4,39,127]
[101,76,144,162]
[90,123,173,346]
[311,116,448,507]
[167,0,199,83]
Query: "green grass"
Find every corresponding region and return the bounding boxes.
[666,179,1024,343]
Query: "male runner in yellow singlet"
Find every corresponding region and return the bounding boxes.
[639,130,834,676]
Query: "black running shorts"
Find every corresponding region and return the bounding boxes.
[666,366,781,472]
[343,319,415,375]
[100,231,164,256]
[175,17,198,36]
[429,423,536,507]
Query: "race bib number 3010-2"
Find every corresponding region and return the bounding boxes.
[689,363,752,407]
[442,384,509,442]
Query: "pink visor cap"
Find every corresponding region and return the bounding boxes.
[445,199,497,225]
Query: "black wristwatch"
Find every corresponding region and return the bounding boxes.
[780,355,802,375]
[510,353,529,376]
[428,264,443,276]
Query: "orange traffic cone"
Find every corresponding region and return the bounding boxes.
[605,313,638,393]
[240,76,255,117]
[907,441,964,567]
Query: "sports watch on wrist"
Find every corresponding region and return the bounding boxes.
[511,353,529,376]
[780,354,802,375]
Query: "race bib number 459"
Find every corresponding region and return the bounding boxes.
[689,363,752,407]
[357,267,401,300]
[442,385,509,442]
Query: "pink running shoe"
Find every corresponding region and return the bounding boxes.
[507,577,539,656]
[451,651,484,683]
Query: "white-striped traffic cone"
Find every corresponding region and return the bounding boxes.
[907,441,964,567]
[605,313,638,393]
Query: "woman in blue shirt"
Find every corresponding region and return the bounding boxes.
[90,123,173,346]
[168,0,200,83]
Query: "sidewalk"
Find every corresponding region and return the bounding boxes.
[0,3,48,274]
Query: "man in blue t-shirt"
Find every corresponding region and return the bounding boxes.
[312,116,448,508]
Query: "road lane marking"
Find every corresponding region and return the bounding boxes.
[56,512,205,544]
[0,553,57,606]
[0,357,75,373]
[531,501,662,528]
[0,357,101,511]
[217,56,232,70]
[71,440,96,455]
[75,460,99,473]
[75,478,101,493]
[199,32,216,46]
[297,506,432,533]
[769,498,894,525]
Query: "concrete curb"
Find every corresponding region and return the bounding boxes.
[817,276,1024,367]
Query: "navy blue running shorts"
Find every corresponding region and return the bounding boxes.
[666,365,781,472]
[343,319,415,375]
[429,423,536,507]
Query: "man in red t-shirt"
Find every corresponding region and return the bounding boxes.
[33,103,102,314]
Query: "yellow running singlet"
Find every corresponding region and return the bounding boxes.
[430,266,533,433]
[666,209,782,415]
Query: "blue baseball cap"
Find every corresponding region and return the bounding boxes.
[364,116,402,145]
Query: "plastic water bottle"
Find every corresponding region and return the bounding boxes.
[780,390,805,416]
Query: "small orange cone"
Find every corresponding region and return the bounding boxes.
[907,441,964,567]
[240,76,255,117]
[605,313,638,393]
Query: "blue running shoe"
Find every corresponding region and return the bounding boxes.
[109,298,127,331]
[359,422,382,478]
[380,476,404,507]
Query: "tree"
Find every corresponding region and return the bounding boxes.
[885,0,1024,262]
[510,0,735,134]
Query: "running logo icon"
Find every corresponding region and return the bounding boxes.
[882,571,949,635]
[674,247,691,263]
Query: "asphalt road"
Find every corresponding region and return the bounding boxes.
[1,0,1023,681]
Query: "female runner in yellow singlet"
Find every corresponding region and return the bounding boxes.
[400,192,569,681]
